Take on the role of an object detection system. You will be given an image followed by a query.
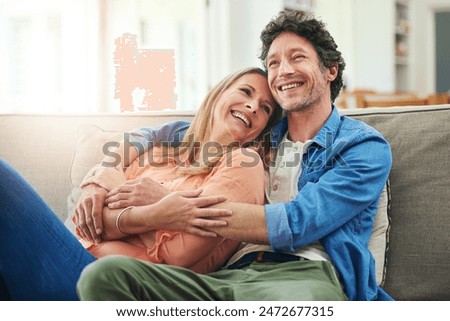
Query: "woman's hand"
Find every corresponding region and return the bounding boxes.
[73,184,107,243]
[149,189,232,237]
[105,176,169,209]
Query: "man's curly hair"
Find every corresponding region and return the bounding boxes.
[259,10,346,103]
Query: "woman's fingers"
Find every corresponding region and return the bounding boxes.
[105,192,131,206]
[186,227,218,238]
[106,185,132,198]
[107,178,171,207]
[192,216,228,228]
[193,195,229,209]
[174,188,203,198]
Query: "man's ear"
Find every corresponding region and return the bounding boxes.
[327,65,338,81]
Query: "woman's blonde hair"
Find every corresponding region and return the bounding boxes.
[156,67,282,174]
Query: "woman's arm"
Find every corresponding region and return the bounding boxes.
[100,190,231,240]
[74,121,190,242]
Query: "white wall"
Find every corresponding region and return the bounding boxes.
[316,0,396,93]
[228,0,283,72]
[349,0,395,92]
[314,0,355,89]
[207,0,283,86]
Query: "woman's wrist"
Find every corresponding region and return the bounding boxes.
[117,204,160,234]
[115,206,133,235]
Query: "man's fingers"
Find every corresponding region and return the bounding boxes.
[78,204,95,243]
[73,208,88,240]
[92,195,104,240]
[75,226,88,240]
[80,204,96,242]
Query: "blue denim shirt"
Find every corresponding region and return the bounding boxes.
[129,107,393,301]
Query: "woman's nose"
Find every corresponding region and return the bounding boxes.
[245,103,257,114]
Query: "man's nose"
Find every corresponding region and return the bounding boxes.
[278,59,295,76]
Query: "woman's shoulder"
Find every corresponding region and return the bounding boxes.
[218,147,263,170]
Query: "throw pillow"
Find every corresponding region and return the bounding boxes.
[65,124,123,230]
[368,181,391,286]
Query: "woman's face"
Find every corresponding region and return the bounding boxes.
[210,73,277,145]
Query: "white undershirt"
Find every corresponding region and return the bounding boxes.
[225,133,330,268]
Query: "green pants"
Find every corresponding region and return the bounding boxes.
[77,255,347,301]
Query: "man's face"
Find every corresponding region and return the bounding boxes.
[266,31,335,112]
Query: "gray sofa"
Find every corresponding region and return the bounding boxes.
[1,105,449,300]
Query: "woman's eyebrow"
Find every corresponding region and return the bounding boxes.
[242,83,256,92]
[241,83,273,108]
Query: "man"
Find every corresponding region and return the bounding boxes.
[76,10,392,300]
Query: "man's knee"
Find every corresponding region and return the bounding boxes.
[77,255,137,300]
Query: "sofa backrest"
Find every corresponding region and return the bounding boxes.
[0,112,194,219]
[343,105,450,300]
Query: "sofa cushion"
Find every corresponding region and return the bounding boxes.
[368,181,391,286]
[65,124,123,230]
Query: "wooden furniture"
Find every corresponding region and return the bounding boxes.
[362,95,427,108]
[427,93,450,105]
[339,90,450,109]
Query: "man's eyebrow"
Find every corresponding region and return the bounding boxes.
[267,47,308,60]
[267,52,277,61]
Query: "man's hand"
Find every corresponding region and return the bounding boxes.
[150,189,232,237]
[105,176,169,209]
[73,184,108,243]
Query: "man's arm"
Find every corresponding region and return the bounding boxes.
[207,133,392,250]
[124,121,190,157]
[209,202,269,244]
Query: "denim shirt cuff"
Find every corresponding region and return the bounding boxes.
[264,203,294,252]
[125,130,153,152]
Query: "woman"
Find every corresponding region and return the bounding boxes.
[0,67,281,300]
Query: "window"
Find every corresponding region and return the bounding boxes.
[0,0,208,113]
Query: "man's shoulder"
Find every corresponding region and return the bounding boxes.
[339,114,385,140]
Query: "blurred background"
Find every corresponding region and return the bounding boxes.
[0,0,449,113]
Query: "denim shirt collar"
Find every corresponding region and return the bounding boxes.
[271,105,340,148]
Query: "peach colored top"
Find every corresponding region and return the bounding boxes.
[80,147,265,274]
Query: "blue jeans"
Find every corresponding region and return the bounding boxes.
[0,160,95,300]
